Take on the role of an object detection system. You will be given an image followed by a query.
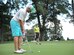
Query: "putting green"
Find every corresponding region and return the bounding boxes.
[0,41,74,55]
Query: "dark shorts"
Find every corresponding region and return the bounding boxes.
[35,33,39,40]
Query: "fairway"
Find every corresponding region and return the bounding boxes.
[0,41,74,55]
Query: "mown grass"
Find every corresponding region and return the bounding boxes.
[0,41,74,55]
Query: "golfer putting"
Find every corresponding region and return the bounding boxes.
[10,4,36,54]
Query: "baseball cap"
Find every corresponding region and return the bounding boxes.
[26,3,36,13]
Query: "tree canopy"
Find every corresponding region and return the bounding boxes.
[0,0,73,41]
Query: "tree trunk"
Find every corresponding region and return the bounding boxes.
[72,0,74,19]
[32,1,43,41]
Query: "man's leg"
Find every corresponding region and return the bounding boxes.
[18,37,22,50]
[14,37,19,51]
[35,33,39,44]
[18,36,26,52]
[36,33,41,45]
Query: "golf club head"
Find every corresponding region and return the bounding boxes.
[28,50,33,53]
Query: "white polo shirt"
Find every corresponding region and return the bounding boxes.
[12,8,27,22]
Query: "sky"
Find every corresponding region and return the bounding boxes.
[57,14,74,40]
[58,0,74,40]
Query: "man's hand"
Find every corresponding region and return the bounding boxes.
[22,29,25,34]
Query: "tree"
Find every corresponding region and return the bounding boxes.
[71,0,74,23]
[0,0,72,41]
[0,0,12,42]
[67,0,74,24]
[72,0,74,19]
[30,0,70,41]
[0,0,27,42]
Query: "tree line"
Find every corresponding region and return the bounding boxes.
[0,0,74,42]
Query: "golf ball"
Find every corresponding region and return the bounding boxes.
[38,51,40,52]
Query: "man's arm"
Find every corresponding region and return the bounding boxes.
[19,20,25,33]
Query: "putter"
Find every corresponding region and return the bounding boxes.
[25,37,33,53]
[23,33,33,53]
